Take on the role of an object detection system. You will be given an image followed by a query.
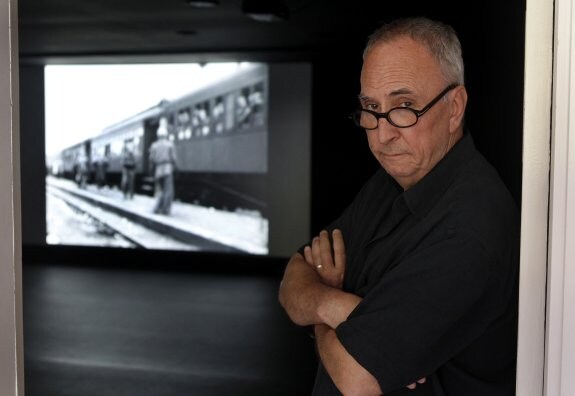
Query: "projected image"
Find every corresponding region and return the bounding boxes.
[45,62,269,254]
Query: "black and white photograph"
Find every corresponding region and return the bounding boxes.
[45,62,270,254]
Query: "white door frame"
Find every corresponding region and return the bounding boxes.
[519,0,575,395]
[516,0,553,394]
[543,0,575,394]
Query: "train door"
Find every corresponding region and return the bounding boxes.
[83,140,91,163]
[82,140,91,185]
[141,117,159,194]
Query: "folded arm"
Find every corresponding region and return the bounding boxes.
[278,251,360,329]
[279,229,426,394]
[315,323,384,396]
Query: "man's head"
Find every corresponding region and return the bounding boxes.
[157,117,169,139]
[358,17,468,190]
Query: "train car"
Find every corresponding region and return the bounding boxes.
[89,105,164,191]
[56,140,91,183]
[55,63,269,214]
[56,142,84,179]
[159,63,268,212]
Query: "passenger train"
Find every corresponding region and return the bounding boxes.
[52,63,268,214]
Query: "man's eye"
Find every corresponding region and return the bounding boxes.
[364,103,379,111]
[400,101,413,108]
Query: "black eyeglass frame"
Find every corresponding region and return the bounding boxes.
[350,83,459,129]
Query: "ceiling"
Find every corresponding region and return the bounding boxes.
[18,0,491,64]
[18,0,393,62]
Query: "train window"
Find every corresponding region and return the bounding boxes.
[192,102,211,137]
[192,104,202,137]
[250,82,265,127]
[123,138,134,151]
[235,83,266,131]
[111,140,123,157]
[202,101,211,136]
[236,87,251,129]
[225,93,235,132]
[176,108,192,141]
[213,96,225,134]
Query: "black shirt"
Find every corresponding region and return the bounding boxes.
[310,133,519,395]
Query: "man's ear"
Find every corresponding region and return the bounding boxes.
[449,85,468,133]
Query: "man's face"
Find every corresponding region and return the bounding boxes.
[359,36,462,190]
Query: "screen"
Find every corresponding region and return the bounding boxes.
[44,61,311,257]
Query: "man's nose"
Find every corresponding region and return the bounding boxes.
[376,119,400,144]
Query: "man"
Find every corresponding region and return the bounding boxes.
[278,17,519,396]
[121,141,137,200]
[149,117,178,215]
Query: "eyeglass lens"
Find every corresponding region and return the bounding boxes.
[357,108,417,129]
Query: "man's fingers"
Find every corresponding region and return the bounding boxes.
[319,230,334,268]
[311,236,322,268]
[406,377,426,390]
[303,245,313,265]
[332,229,346,270]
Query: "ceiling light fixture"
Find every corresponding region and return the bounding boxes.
[242,0,289,22]
[186,0,220,8]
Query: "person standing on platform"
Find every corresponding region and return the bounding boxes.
[94,149,109,190]
[121,142,137,200]
[75,152,89,189]
[149,117,178,215]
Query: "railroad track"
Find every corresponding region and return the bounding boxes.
[48,185,199,251]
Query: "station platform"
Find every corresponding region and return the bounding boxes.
[46,176,268,254]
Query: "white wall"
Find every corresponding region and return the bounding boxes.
[0,0,23,394]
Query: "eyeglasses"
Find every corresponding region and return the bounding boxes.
[349,83,458,129]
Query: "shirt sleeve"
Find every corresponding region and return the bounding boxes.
[335,230,502,393]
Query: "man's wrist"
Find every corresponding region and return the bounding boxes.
[313,323,330,339]
[316,289,361,329]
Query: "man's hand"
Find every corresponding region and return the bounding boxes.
[278,228,358,329]
[304,229,346,289]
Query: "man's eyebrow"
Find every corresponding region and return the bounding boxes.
[389,87,414,96]
[358,88,414,101]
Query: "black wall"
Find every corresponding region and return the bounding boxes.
[308,7,525,236]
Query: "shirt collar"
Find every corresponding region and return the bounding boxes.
[402,131,477,219]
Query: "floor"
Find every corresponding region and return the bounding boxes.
[23,257,317,396]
